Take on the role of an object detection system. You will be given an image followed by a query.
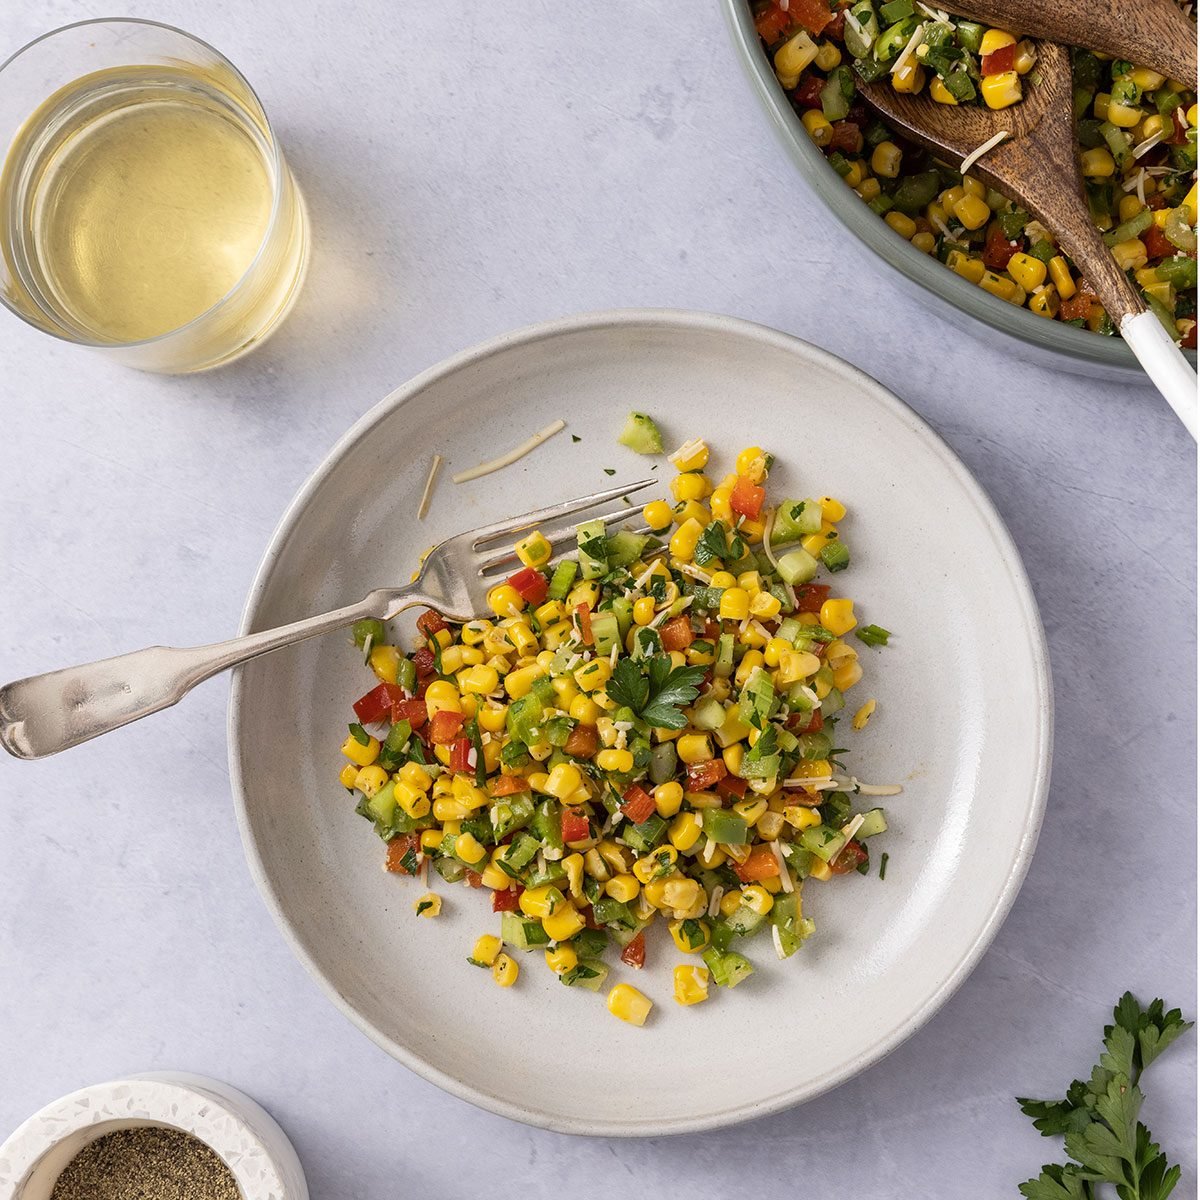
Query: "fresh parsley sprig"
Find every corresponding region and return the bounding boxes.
[1017,992,1193,1200]
[606,654,706,730]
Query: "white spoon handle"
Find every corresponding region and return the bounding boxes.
[1121,310,1199,441]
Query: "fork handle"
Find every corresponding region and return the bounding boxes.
[0,588,413,761]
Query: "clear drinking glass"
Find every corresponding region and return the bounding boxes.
[0,19,309,373]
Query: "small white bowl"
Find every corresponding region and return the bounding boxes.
[0,1073,308,1200]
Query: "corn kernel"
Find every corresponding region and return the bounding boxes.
[368,643,401,684]
[669,517,704,562]
[1110,238,1148,272]
[545,944,578,974]
[677,733,714,764]
[354,764,389,798]
[341,732,380,767]
[413,892,441,918]
[1107,101,1143,128]
[776,649,821,685]
[929,75,958,105]
[542,902,586,942]
[719,587,750,621]
[515,531,552,568]
[871,141,902,179]
[472,934,502,967]
[952,193,992,230]
[338,763,359,789]
[669,918,711,953]
[492,952,519,987]
[486,583,526,617]
[596,747,634,773]
[545,762,583,799]
[1007,252,1047,291]
[891,60,925,94]
[947,250,986,284]
[979,28,1016,54]
[606,982,653,1026]
[1048,256,1076,299]
[884,210,917,239]
[672,472,711,503]
[605,873,640,903]
[980,70,1021,109]
[503,663,545,700]
[1029,286,1060,319]
[741,884,774,915]
[785,804,822,830]
[669,811,704,852]
[1080,146,1116,177]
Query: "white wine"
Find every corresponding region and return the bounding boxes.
[1,62,307,370]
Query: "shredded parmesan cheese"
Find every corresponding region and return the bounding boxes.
[959,130,1010,177]
[761,506,781,574]
[890,22,926,76]
[417,453,443,520]
[451,419,566,484]
[680,562,714,584]
[1133,131,1165,159]
[667,437,707,467]
[632,561,659,590]
[769,841,794,892]
[771,925,787,960]
[836,775,904,796]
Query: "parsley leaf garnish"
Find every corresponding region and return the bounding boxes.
[693,521,729,566]
[1017,993,1193,1200]
[607,654,706,730]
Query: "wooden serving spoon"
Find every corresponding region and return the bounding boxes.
[944,0,1196,86]
[858,41,1198,438]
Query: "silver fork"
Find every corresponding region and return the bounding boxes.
[0,478,656,761]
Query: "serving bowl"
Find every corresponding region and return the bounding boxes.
[720,0,1198,382]
[229,309,1052,1135]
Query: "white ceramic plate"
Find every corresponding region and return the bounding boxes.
[229,310,1051,1136]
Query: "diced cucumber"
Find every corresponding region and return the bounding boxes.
[630,626,662,659]
[844,0,879,58]
[797,730,833,761]
[856,807,888,838]
[496,829,541,876]
[570,928,609,958]
[724,903,768,938]
[775,548,819,586]
[560,958,609,990]
[609,595,634,638]
[532,800,565,851]
[691,697,726,732]
[618,814,669,853]
[547,559,579,601]
[435,856,467,883]
[365,780,398,826]
[702,947,754,989]
[576,519,608,580]
[592,897,637,928]
[714,632,736,678]
[821,686,845,717]
[740,752,780,781]
[800,823,849,863]
[690,585,726,610]
[701,808,750,845]
[776,617,803,646]
[590,610,621,655]
[770,499,823,544]
[607,529,649,568]
[820,541,850,573]
[771,893,816,958]
[501,912,551,950]
[352,618,386,649]
[618,411,664,455]
[649,741,678,786]
[525,861,568,889]
[490,793,535,841]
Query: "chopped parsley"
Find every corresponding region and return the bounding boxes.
[606,654,706,730]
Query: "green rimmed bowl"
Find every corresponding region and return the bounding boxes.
[721,0,1198,381]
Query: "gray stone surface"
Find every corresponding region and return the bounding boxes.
[0,3,1194,1195]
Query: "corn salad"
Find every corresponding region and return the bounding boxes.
[338,438,893,1024]
[754,0,1198,346]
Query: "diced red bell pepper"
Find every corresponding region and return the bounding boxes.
[802,708,825,732]
[429,709,466,745]
[490,773,530,796]
[385,834,422,874]
[412,646,436,677]
[733,844,782,883]
[579,902,601,930]
[983,223,1021,270]
[830,838,869,874]
[794,583,831,612]
[754,2,793,42]
[790,0,833,35]
[620,930,647,969]
[620,784,657,825]
[1059,289,1099,322]
[1168,104,1190,144]
[353,682,406,725]
[716,774,748,801]
[659,615,695,652]
[793,74,825,109]
[1181,322,1197,350]
[561,807,591,843]
[492,886,523,912]
[574,603,593,645]
[448,736,472,773]
[730,475,766,520]
[563,724,599,759]
[827,120,864,155]
[980,43,1015,75]
[416,609,448,638]
[392,698,428,729]
[464,869,484,888]
[703,617,721,641]
[1142,223,1176,261]
[686,759,728,791]
[825,6,847,40]
[508,567,548,605]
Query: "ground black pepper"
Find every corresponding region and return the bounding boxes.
[49,1126,239,1200]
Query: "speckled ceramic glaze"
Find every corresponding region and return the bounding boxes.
[228,310,1052,1135]
[0,1074,307,1200]
[719,1,1198,382]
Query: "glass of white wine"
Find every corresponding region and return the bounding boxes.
[0,19,309,373]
